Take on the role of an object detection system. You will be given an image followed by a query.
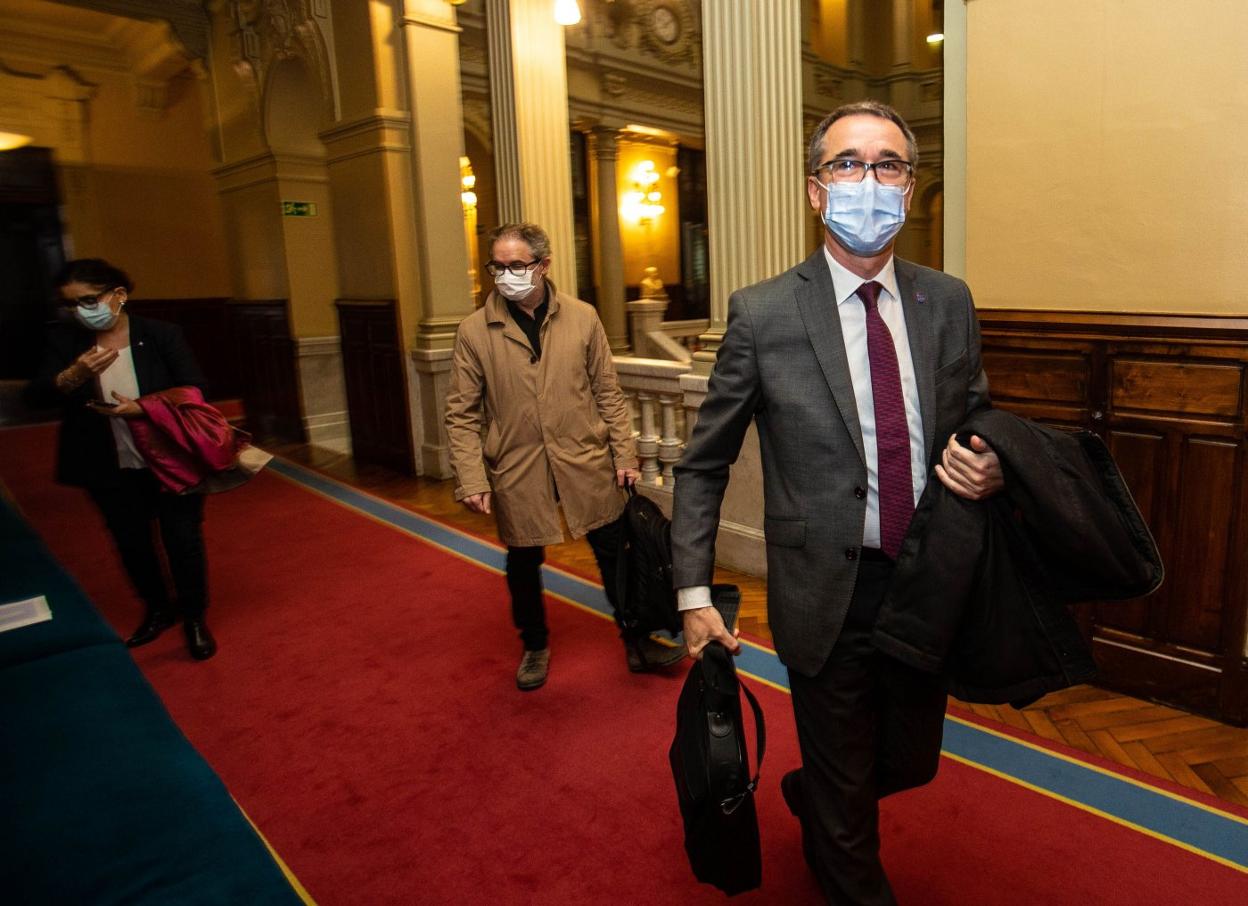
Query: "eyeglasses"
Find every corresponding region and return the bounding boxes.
[60,289,118,308]
[813,158,914,187]
[484,259,541,278]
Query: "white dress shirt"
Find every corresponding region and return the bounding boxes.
[677,249,927,612]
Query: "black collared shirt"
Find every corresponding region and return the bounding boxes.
[505,295,549,361]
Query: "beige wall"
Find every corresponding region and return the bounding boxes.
[66,70,229,298]
[965,0,1248,314]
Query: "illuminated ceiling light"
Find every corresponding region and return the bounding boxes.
[926,33,945,45]
[554,0,582,26]
[0,131,34,151]
[623,124,673,139]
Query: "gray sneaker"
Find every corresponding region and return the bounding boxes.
[516,647,550,690]
[624,636,688,673]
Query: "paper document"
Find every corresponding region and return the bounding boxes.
[0,595,53,633]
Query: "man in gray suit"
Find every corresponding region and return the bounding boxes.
[672,101,1003,903]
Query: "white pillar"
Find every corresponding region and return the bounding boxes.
[697,0,805,373]
[592,126,628,351]
[486,0,578,293]
[398,0,477,477]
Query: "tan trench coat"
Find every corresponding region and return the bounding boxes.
[445,283,638,547]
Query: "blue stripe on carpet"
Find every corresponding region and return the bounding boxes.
[269,457,1248,872]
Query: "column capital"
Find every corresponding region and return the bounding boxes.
[590,126,620,158]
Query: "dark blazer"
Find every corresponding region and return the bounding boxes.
[672,249,990,678]
[872,409,1164,706]
[28,316,206,489]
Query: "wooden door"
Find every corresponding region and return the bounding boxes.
[336,300,414,474]
[228,300,304,443]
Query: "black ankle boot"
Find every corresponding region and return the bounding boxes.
[184,619,217,660]
[125,612,178,648]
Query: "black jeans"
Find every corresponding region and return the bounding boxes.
[788,557,947,905]
[88,469,208,619]
[506,515,628,651]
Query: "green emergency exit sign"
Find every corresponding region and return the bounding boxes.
[281,201,318,217]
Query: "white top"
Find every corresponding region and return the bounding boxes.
[96,346,146,470]
[677,251,928,612]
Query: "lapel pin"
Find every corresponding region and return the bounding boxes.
[915,291,927,304]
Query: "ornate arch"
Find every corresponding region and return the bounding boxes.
[230,0,335,132]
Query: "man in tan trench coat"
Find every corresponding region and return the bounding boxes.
[445,222,686,690]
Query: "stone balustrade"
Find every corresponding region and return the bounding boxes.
[613,354,766,579]
[612,356,691,487]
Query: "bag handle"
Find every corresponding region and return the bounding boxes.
[615,494,631,627]
[710,644,767,815]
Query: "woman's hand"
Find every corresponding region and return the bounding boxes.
[56,346,118,392]
[87,391,142,418]
[76,346,119,376]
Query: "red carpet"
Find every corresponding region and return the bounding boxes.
[2,422,1246,905]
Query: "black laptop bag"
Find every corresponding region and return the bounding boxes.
[668,587,766,896]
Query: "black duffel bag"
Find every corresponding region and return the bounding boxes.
[668,586,766,896]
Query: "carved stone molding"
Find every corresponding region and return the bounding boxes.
[461,96,493,152]
[227,0,333,117]
[0,60,96,165]
[634,0,700,70]
[602,71,627,98]
[49,0,210,61]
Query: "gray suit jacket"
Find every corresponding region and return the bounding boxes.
[671,249,991,678]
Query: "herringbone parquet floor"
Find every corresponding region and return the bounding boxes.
[277,442,1248,811]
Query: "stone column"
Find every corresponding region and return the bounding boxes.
[592,126,628,352]
[486,0,578,293]
[942,0,968,278]
[320,0,471,477]
[892,0,915,69]
[697,0,804,374]
[890,0,917,109]
[399,0,477,477]
[848,0,867,69]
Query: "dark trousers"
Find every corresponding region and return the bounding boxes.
[506,516,626,651]
[87,469,208,620]
[788,557,947,905]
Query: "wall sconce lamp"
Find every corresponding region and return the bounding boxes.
[460,156,481,298]
[554,0,582,26]
[622,159,665,224]
[459,156,477,210]
[926,33,944,46]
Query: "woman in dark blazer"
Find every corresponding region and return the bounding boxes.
[28,258,217,660]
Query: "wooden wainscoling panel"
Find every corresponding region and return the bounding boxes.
[978,311,1248,725]
[125,298,238,400]
[227,300,304,444]
[335,300,414,475]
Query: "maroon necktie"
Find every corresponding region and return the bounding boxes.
[858,281,913,559]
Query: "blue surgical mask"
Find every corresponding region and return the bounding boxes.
[74,297,123,331]
[814,177,907,257]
